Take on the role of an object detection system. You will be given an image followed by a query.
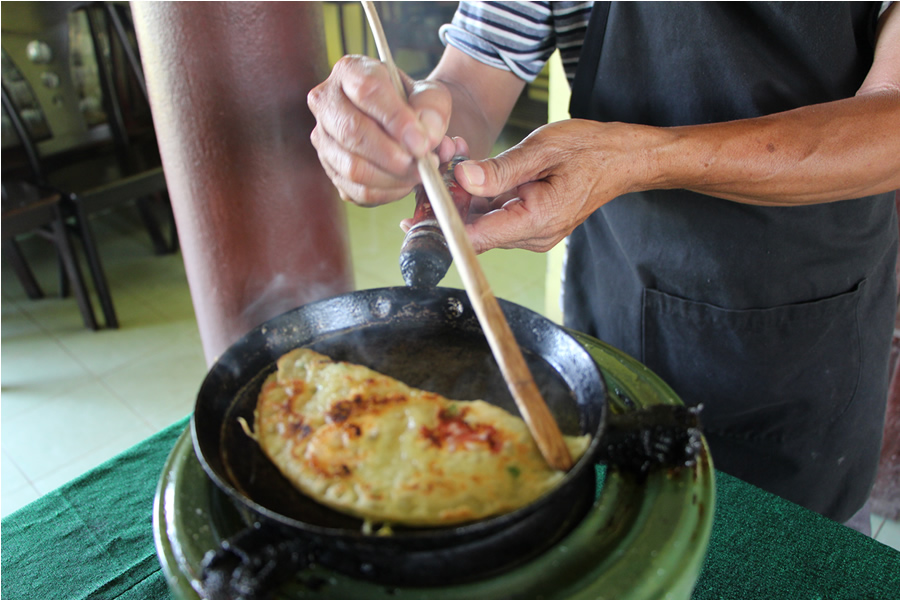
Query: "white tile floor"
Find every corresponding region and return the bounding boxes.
[2,198,899,555]
[1,209,206,514]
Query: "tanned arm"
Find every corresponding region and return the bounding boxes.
[427,45,527,161]
[456,5,900,252]
[657,3,900,206]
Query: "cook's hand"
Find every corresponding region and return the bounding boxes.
[453,119,653,253]
[308,55,455,206]
[399,136,474,233]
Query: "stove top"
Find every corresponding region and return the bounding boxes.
[154,332,715,599]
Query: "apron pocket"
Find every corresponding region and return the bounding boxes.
[642,282,864,443]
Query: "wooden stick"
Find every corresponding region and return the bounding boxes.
[360,1,573,471]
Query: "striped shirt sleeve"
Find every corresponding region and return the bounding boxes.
[439,1,593,84]
[439,1,891,85]
[552,1,593,85]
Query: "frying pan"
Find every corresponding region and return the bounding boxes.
[191,286,608,592]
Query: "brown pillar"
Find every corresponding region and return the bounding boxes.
[132,1,353,365]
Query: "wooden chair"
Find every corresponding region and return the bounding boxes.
[2,179,100,330]
[2,2,175,329]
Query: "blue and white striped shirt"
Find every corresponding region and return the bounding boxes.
[439,1,593,85]
[439,1,893,86]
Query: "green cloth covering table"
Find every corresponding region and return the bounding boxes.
[3,416,899,599]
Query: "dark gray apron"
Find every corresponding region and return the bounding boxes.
[564,1,896,522]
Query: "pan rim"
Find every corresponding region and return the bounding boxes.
[191,286,608,543]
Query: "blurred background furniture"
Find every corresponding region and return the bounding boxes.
[2,179,99,329]
[2,1,175,329]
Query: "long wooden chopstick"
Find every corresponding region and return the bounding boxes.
[360,1,573,471]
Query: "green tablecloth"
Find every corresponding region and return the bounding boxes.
[3,417,899,599]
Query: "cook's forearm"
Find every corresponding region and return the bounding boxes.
[438,78,505,159]
[648,90,900,205]
[428,46,527,160]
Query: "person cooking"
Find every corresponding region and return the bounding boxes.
[307,1,900,533]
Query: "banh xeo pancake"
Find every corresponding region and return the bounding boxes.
[245,348,590,527]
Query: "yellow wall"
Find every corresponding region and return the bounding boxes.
[321,2,435,76]
[322,2,375,66]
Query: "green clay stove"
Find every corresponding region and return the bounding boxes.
[154,332,715,599]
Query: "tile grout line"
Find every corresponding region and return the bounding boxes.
[0,448,43,497]
[96,376,158,432]
[29,426,154,486]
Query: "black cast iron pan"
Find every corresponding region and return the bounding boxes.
[191,286,608,595]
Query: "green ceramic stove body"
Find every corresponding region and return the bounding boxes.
[154,332,715,599]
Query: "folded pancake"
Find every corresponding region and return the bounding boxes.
[249,348,590,527]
